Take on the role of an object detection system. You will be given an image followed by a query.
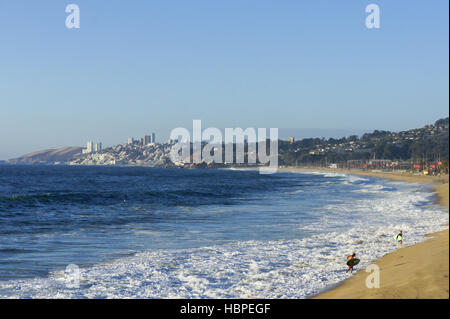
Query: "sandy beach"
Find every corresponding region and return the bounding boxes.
[280,167,449,299]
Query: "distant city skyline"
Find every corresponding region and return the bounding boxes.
[1,1,448,160]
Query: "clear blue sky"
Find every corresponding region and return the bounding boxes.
[0,0,448,160]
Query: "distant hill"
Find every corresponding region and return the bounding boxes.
[6,117,449,166]
[8,146,83,164]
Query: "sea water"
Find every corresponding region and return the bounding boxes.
[0,165,447,298]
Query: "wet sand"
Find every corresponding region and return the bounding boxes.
[280,167,449,299]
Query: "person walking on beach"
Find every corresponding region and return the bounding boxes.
[346,253,356,273]
[395,230,403,247]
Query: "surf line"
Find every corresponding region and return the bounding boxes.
[180,303,214,317]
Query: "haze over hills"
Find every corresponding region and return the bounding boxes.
[5,118,449,166]
[7,147,83,165]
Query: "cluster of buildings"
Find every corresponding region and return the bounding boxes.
[337,159,448,175]
[128,133,156,146]
[391,122,449,143]
[81,132,159,156]
[307,141,371,156]
[82,141,102,154]
[71,132,181,166]
[70,118,448,170]
[71,137,173,166]
[292,119,449,158]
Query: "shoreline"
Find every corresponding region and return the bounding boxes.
[280,167,449,299]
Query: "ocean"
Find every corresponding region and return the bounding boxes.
[0,165,447,298]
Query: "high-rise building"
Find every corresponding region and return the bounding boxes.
[94,142,102,153]
[87,141,94,152]
[83,141,94,154]
[288,137,295,144]
[128,137,134,145]
[144,135,151,145]
[151,133,156,144]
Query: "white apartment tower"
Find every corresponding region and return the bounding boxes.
[94,142,102,153]
[151,133,156,144]
[87,141,94,153]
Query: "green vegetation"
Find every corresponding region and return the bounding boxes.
[278,117,449,166]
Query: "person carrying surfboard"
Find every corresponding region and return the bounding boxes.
[395,230,403,247]
[346,253,357,273]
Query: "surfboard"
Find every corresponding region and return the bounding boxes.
[346,258,360,267]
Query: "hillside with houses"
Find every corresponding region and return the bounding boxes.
[6,118,449,172]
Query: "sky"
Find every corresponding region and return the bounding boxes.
[0,0,448,160]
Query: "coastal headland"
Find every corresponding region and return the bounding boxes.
[280,167,449,299]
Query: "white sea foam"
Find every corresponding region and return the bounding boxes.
[0,174,447,299]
